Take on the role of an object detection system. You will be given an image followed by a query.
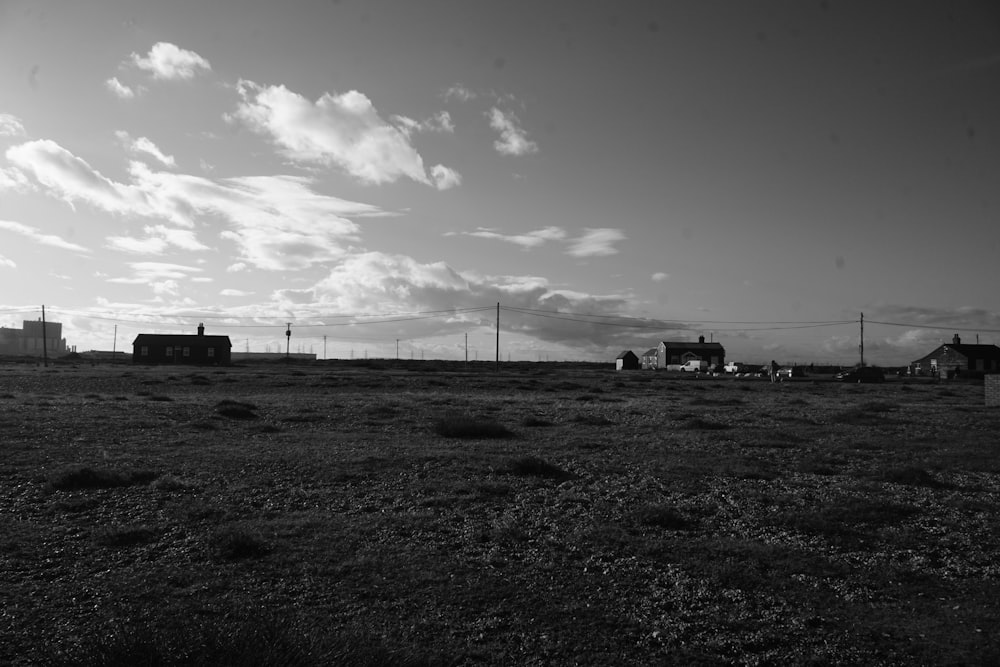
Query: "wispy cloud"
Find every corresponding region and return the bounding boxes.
[130,42,211,80]
[0,114,26,137]
[391,111,455,136]
[105,77,136,99]
[115,131,176,167]
[107,261,204,284]
[6,138,388,270]
[462,226,567,249]
[488,108,538,156]
[0,254,15,268]
[220,288,254,297]
[0,219,89,252]
[443,84,477,102]
[566,228,626,257]
[231,80,458,188]
[651,272,670,282]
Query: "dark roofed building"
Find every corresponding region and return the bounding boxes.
[640,348,658,370]
[910,334,1000,378]
[657,336,725,370]
[132,323,232,365]
[615,350,639,371]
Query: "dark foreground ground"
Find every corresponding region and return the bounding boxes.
[1,362,998,665]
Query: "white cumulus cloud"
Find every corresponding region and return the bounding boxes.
[115,131,176,167]
[567,228,626,257]
[430,164,462,190]
[131,42,211,80]
[105,77,135,99]
[230,80,458,188]
[488,108,538,156]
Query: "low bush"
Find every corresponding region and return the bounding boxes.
[93,525,155,548]
[211,526,269,561]
[631,503,696,530]
[46,465,157,491]
[433,413,513,439]
[215,399,259,419]
[507,456,573,480]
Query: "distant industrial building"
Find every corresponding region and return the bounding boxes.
[0,320,68,357]
[132,323,232,365]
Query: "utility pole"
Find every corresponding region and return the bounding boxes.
[396,339,399,360]
[112,324,118,362]
[41,305,48,367]
[323,335,327,360]
[465,333,468,367]
[859,312,864,367]
[285,323,291,359]
[496,302,500,372]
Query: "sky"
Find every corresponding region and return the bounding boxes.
[1,0,998,365]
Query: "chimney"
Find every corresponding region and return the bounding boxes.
[197,323,205,336]
[953,334,961,345]
[698,335,705,344]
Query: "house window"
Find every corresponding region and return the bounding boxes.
[141,346,148,356]
[166,347,173,357]
[207,348,215,358]
[183,347,190,357]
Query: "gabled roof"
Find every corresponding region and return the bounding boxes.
[659,340,725,350]
[642,348,658,357]
[912,343,1000,364]
[133,334,232,348]
[616,350,638,359]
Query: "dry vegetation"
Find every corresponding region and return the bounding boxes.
[1,361,999,665]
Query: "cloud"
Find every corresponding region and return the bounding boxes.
[272,251,686,349]
[567,228,626,257]
[443,84,477,102]
[231,80,457,187]
[0,166,31,191]
[105,77,135,99]
[487,108,538,156]
[391,110,454,136]
[0,254,15,268]
[651,272,670,282]
[0,219,89,252]
[130,42,211,80]
[0,114,26,137]
[463,226,567,249]
[430,164,462,190]
[115,131,176,167]
[107,223,208,255]
[221,288,254,297]
[6,138,387,270]
[107,261,204,284]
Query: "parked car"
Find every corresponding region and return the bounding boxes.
[723,362,742,374]
[776,367,805,379]
[835,367,885,383]
[680,360,708,372]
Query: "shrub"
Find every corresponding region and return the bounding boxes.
[93,525,155,548]
[522,416,555,427]
[682,417,729,430]
[507,456,573,480]
[879,466,950,489]
[211,526,269,561]
[215,399,259,419]
[631,504,696,530]
[433,413,513,439]
[47,465,157,491]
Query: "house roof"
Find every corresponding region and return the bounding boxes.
[912,343,1000,364]
[659,340,725,351]
[133,334,232,348]
[642,348,658,357]
[616,350,638,359]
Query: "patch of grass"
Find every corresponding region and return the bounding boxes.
[211,525,269,561]
[682,417,730,430]
[433,413,514,439]
[151,474,194,491]
[215,399,259,419]
[93,524,155,548]
[522,415,555,427]
[48,497,99,513]
[507,455,573,481]
[147,394,174,402]
[570,413,614,426]
[46,465,157,491]
[631,503,696,530]
[769,496,920,542]
[878,466,951,489]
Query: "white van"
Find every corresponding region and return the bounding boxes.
[680,360,708,372]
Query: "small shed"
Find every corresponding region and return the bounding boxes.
[616,350,640,371]
[910,334,1000,378]
[132,323,232,365]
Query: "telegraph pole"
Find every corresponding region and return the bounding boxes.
[112,324,118,362]
[323,335,327,360]
[495,302,500,372]
[396,339,399,360]
[859,312,865,368]
[41,305,48,367]
[285,323,291,359]
[465,332,468,367]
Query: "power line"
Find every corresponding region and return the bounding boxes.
[865,319,1000,334]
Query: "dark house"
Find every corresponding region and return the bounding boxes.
[910,334,1000,378]
[132,323,232,365]
[657,336,725,370]
[615,350,640,371]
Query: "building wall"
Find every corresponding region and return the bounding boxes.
[986,375,1000,407]
[133,342,231,365]
[656,343,725,369]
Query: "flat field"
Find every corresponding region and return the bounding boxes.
[1,362,999,665]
